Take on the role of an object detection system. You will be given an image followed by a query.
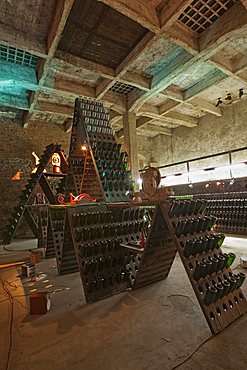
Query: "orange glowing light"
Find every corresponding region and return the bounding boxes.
[11,171,22,180]
[81,145,87,151]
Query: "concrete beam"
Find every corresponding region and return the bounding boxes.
[123,112,140,189]
[159,100,181,115]
[190,98,222,117]
[109,111,122,124]
[0,23,47,58]
[184,70,227,101]
[162,112,198,128]
[199,2,247,53]
[143,124,172,136]
[64,117,73,133]
[35,101,74,117]
[163,21,199,56]
[128,2,247,111]
[0,93,29,111]
[161,86,184,102]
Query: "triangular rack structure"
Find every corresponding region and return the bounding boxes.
[161,199,247,334]
[67,203,151,303]
[64,98,133,203]
[133,205,177,290]
[3,143,68,245]
[49,195,247,334]
[49,205,79,275]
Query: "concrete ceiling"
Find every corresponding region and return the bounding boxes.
[0,0,247,138]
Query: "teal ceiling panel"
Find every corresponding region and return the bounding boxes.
[146,45,191,77]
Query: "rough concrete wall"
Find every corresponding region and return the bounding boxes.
[0,118,70,237]
[137,136,153,168]
[151,99,247,166]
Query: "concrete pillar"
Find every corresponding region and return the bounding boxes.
[123,112,140,191]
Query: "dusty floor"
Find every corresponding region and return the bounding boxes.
[1,236,247,370]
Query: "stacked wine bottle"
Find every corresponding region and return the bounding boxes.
[64,98,134,203]
[49,206,79,275]
[3,143,61,244]
[205,196,247,235]
[167,198,247,334]
[92,141,133,202]
[68,205,149,302]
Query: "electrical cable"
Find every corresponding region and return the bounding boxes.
[0,279,14,370]
[169,335,212,370]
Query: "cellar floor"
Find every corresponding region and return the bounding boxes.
[1,236,247,370]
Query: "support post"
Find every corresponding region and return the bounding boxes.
[123,112,140,191]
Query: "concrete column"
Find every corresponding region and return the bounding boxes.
[123,112,140,191]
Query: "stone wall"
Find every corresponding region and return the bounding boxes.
[0,118,70,238]
[151,99,247,166]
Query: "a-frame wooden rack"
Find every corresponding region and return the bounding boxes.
[51,197,247,335]
[64,98,133,203]
[3,143,67,247]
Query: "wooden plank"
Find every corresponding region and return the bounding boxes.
[240,0,247,10]
[54,51,116,78]
[47,0,75,55]
[97,0,160,32]
[160,0,193,29]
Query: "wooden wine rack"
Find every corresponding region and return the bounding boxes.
[67,203,150,302]
[49,205,79,275]
[133,205,177,289]
[64,98,133,203]
[3,143,67,244]
[161,200,247,334]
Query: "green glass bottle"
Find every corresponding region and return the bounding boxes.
[204,286,217,306]
[236,272,246,289]
[226,253,236,268]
